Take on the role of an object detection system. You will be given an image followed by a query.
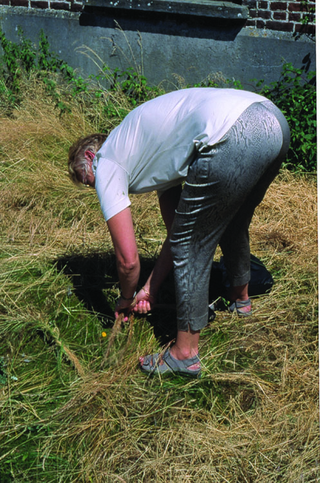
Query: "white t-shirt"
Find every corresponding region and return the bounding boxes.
[93,87,266,221]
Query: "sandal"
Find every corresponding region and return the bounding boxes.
[228,298,252,317]
[140,348,201,378]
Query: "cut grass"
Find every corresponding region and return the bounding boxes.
[0,86,318,482]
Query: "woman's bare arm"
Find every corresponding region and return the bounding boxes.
[107,207,140,317]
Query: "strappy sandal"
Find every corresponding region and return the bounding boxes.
[228,298,252,317]
[140,348,201,378]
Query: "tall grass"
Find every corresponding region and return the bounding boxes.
[0,73,318,482]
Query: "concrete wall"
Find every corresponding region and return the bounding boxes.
[0,5,316,90]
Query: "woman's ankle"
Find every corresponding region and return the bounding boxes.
[229,283,249,302]
[170,345,198,361]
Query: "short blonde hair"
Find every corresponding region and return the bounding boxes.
[68,133,108,185]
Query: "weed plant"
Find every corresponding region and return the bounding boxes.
[259,62,316,172]
[0,29,318,482]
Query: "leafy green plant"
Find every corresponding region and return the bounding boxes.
[189,73,243,90]
[93,63,162,107]
[112,66,160,106]
[258,62,316,172]
[0,27,89,114]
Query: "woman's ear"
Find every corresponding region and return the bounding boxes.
[84,150,95,162]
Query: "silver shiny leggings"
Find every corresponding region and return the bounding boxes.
[170,100,290,332]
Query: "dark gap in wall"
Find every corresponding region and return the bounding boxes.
[80,7,245,41]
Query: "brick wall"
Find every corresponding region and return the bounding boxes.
[0,0,83,12]
[244,0,315,36]
[0,0,316,36]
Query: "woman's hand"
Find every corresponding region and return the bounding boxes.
[115,295,137,322]
[132,287,156,314]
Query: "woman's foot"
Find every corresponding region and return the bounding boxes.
[139,348,201,377]
[228,283,252,316]
[228,298,252,316]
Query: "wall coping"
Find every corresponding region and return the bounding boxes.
[83,0,249,20]
[0,5,315,43]
[0,5,81,18]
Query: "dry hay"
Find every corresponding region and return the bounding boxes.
[251,171,317,265]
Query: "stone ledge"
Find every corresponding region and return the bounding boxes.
[83,0,249,19]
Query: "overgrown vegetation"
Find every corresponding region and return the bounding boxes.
[259,61,316,172]
[0,28,318,482]
[0,27,317,172]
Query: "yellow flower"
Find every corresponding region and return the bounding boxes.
[101,331,107,338]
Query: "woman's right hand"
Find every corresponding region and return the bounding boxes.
[133,287,155,314]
